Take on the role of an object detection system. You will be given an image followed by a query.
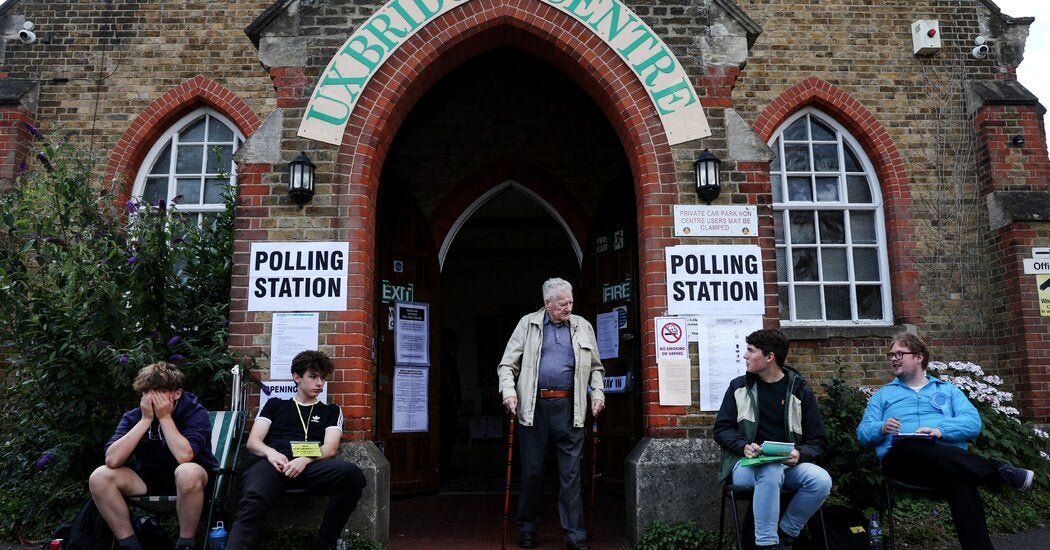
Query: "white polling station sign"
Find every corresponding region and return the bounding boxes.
[248,242,350,311]
[665,245,765,315]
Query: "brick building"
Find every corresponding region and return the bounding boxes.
[1,0,1046,544]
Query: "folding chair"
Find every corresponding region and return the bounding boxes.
[882,477,941,550]
[718,484,829,550]
[126,408,247,543]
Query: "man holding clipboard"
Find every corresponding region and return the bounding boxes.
[857,334,1034,550]
[227,351,367,550]
[714,329,832,550]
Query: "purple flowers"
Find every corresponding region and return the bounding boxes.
[34,452,56,470]
[168,354,185,363]
[118,354,129,366]
[127,255,138,265]
[167,335,183,347]
[37,152,53,173]
[126,200,138,215]
[21,121,42,140]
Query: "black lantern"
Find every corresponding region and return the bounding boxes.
[694,149,721,204]
[287,151,315,208]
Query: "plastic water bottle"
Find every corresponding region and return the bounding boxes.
[868,512,883,550]
[207,521,228,550]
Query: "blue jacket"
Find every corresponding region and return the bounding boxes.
[856,375,981,460]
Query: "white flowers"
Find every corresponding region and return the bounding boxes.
[929,361,1017,418]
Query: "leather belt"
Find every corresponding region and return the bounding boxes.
[539,388,571,399]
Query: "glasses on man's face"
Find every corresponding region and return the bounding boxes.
[886,351,917,360]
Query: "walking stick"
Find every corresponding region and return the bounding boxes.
[502,413,516,550]
[587,415,599,541]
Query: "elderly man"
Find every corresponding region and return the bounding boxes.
[498,277,605,550]
[857,333,1034,550]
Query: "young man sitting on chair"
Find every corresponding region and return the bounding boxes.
[713,329,832,550]
[227,350,367,550]
[89,361,218,550]
[857,333,1035,550]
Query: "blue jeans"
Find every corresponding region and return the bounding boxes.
[731,461,832,546]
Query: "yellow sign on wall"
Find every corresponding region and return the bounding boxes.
[1039,275,1050,317]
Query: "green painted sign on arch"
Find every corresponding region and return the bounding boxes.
[298,0,710,146]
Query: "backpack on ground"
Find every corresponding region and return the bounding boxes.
[64,499,114,550]
[811,504,869,550]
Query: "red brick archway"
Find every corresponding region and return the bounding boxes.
[330,0,680,434]
[104,75,262,201]
[754,77,921,324]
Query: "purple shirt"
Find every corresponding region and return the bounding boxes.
[537,312,575,390]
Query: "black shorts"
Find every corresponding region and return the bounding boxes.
[138,468,214,496]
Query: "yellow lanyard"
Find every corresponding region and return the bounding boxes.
[295,401,316,440]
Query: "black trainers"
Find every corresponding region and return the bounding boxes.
[999,463,1034,491]
[778,529,796,549]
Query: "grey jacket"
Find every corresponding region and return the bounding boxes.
[497,308,606,427]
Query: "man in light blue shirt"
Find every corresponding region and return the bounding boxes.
[857,333,1034,550]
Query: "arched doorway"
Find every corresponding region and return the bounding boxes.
[374,47,641,493]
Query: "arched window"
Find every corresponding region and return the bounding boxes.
[132,108,243,224]
[770,108,892,325]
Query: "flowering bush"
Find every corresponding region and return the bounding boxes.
[927,361,1050,479]
[821,362,1050,547]
[0,128,235,541]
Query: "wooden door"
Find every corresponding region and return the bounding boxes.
[375,182,442,494]
[581,182,641,490]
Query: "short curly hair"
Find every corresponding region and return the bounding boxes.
[132,362,185,393]
[291,350,334,379]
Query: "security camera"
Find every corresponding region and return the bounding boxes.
[18,21,36,44]
[972,44,989,59]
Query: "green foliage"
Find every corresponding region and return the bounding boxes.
[818,372,882,509]
[0,128,235,541]
[638,520,719,550]
[819,366,1050,547]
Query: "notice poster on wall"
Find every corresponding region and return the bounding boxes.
[393,366,429,433]
[395,302,430,366]
[248,242,349,312]
[658,358,692,406]
[665,245,764,315]
[269,312,319,380]
[697,316,763,411]
[596,310,619,359]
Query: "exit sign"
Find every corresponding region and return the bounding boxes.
[381,280,414,303]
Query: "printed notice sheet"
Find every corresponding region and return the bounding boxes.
[270,312,319,380]
[393,366,429,432]
[658,358,692,406]
[596,311,619,359]
[698,316,763,411]
[394,302,430,366]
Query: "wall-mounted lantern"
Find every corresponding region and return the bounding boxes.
[694,149,721,205]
